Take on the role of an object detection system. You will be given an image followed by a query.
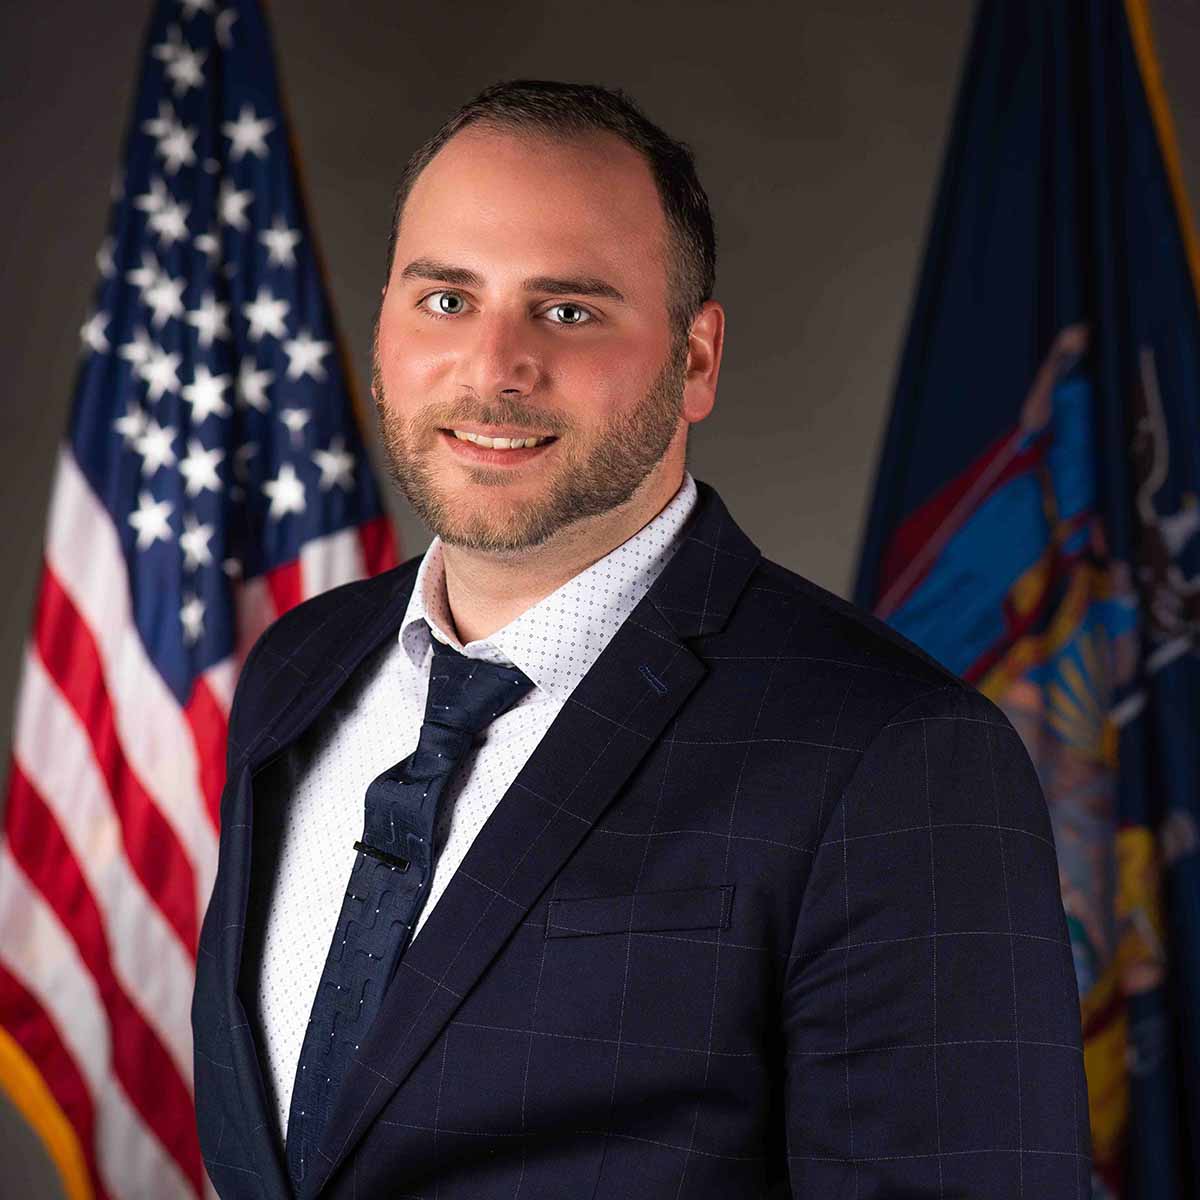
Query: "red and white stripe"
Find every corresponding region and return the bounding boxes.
[0,447,396,1199]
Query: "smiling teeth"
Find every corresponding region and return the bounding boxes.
[451,430,552,449]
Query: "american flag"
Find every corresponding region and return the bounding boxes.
[0,1,397,1197]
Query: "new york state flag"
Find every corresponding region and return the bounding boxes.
[855,2,1200,1196]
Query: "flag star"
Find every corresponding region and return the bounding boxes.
[183,364,231,422]
[215,7,237,48]
[152,23,183,64]
[218,178,252,231]
[180,513,214,570]
[236,359,274,411]
[180,593,205,644]
[195,227,221,265]
[262,462,306,519]
[158,122,197,174]
[180,0,214,18]
[166,44,206,95]
[129,491,173,549]
[222,556,243,578]
[185,291,230,347]
[136,419,178,474]
[260,216,301,267]
[180,439,224,496]
[113,402,147,447]
[144,271,186,327]
[312,436,355,491]
[141,100,177,140]
[243,287,289,341]
[96,236,116,278]
[126,250,161,296]
[139,346,182,401]
[79,310,109,354]
[119,327,155,369]
[222,104,274,161]
[283,329,331,380]
[149,198,190,247]
[280,408,310,446]
[134,176,169,215]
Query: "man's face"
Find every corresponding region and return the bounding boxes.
[372,125,689,553]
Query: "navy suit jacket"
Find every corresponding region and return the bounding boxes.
[192,480,1091,1199]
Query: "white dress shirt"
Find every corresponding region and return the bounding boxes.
[254,472,699,1137]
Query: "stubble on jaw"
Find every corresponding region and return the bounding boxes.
[370,332,689,554]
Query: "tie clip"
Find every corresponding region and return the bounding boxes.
[353,840,411,872]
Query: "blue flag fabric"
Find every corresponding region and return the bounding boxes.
[853,2,1200,1196]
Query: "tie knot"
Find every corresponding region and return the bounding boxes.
[424,629,534,738]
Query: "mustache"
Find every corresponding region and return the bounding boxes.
[413,397,570,437]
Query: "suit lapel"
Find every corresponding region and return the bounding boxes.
[213,561,422,1197]
[305,482,761,1198]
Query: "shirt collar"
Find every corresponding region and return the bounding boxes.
[399,471,699,701]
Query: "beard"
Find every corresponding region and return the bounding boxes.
[372,335,689,553]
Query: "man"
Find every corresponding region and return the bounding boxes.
[193,80,1091,1198]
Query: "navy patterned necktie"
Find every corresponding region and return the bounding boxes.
[285,628,534,1187]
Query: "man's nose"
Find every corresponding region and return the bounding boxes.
[457,307,541,398]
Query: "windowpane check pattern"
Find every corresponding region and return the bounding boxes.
[194,481,1090,1199]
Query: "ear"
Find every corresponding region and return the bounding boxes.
[681,299,724,425]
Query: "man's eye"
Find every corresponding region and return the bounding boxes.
[544,303,592,326]
[420,290,469,317]
[418,293,593,325]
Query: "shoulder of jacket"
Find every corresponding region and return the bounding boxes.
[736,556,963,690]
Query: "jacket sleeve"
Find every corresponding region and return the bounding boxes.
[781,684,1092,1198]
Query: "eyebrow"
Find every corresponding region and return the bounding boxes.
[398,257,627,304]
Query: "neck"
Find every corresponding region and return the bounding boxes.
[440,462,685,645]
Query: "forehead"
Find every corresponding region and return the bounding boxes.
[395,126,669,297]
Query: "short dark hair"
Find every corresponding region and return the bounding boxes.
[383,79,717,345]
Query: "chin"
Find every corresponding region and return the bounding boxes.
[428,493,555,554]
[436,521,558,556]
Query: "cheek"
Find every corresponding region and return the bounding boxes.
[556,343,654,422]
[377,322,444,399]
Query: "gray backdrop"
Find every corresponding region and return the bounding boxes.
[2,1,1197,1195]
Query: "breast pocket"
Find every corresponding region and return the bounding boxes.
[544,883,734,939]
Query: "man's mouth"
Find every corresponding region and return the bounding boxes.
[443,428,557,451]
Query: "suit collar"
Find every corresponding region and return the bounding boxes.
[645,478,761,638]
[396,471,703,702]
[245,477,757,768]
